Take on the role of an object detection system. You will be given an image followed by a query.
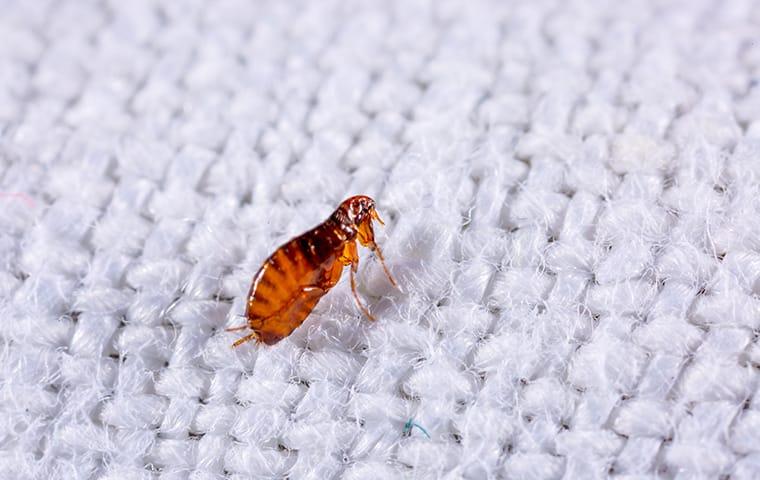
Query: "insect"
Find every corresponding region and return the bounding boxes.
[227,195,398,346]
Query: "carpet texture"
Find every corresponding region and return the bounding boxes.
[1,0,760,478]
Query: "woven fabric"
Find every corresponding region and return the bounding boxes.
[2,0,760,478]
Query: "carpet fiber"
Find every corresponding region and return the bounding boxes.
[1,0,760,478]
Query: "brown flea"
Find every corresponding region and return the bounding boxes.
[228,195,398,347]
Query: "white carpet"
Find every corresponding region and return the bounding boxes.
[1,0,760,478]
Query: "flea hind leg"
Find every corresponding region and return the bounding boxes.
[232,331,259,348]
[225,325,249,332]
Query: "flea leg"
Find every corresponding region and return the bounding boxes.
[350,265,375,321]
[232,332,259,348]
[370,241,398,289]
[225,325,249,332]
[364,211,398,289]
[341,241,375,321]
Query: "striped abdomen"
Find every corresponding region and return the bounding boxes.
[245,220,347,344]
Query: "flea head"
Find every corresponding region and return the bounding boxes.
[335,195,385,244]
[335,195,399,288]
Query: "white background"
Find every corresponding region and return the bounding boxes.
[1,0,760,478]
